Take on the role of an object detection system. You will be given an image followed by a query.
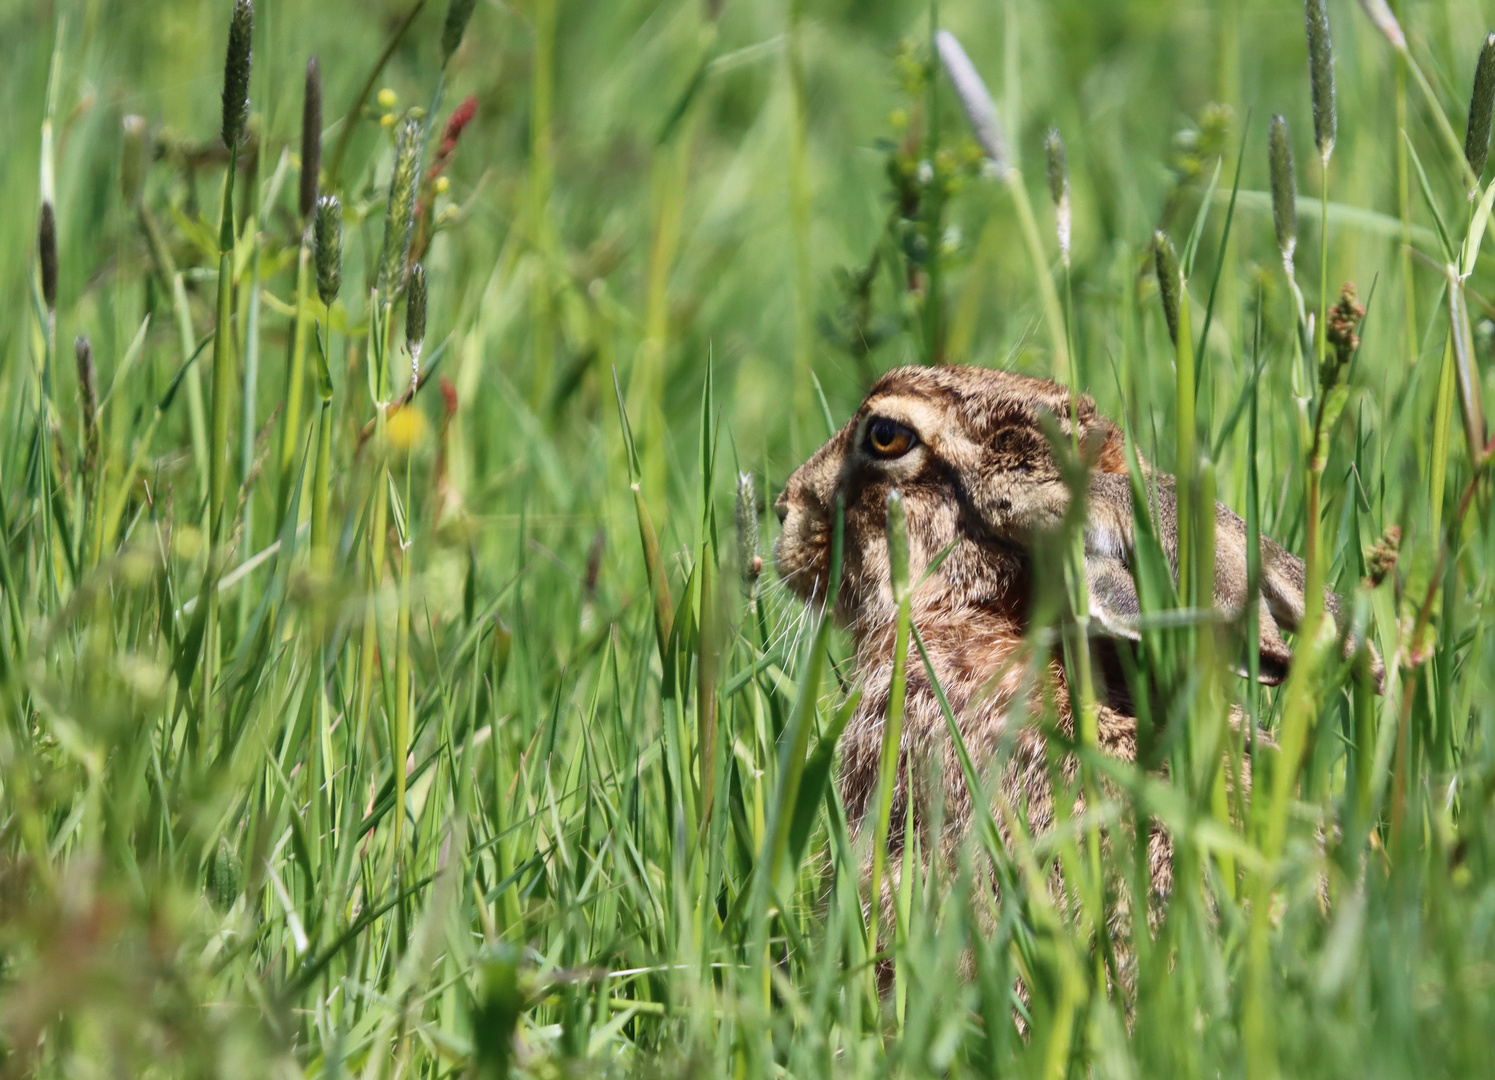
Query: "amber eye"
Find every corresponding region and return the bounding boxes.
[865,417,917,459]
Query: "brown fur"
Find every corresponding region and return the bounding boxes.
[772,365,1354,913]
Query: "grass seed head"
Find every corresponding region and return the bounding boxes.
[221,0,254,151]
[935,30,1010,177]
[75,335,97,421]
[1153,230,1180,345]
[301,57,322,220]
[406,262,427,384]
[442,0,479,63]
[582,529,605,604]
[1359,0,1406,50]
[39,202,57,311]
[1045,126,1071,267]
[208,839,242,911]
[76,335,99,481]
[1325,280,1365,373]
[314,194,343,306]
[378,115,422,300]
[121,115,148,208]
[1466,33,1495,183]
[1269,114,1298,274]
[735,472,761,599]
[1304,0,1336,160]
[1365,524,1401,587]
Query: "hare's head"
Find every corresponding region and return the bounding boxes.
[773,366,1127,639]
[774,364,1374,690]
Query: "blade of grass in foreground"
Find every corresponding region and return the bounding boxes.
[867,491,911,963]
[749,495,843,1010]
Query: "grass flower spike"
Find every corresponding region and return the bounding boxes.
[406,262,427,385]
[936,28,1068,378]
[1466,33,1495,182]
[1304,0,1336,161]
[301,57,322,221]
[935,30,1009,176]
[221,0,253,150]
[1046,127,1071,267]
[76,335,99,480]
[1324,281,1365,380]
[378,115,422,300]
[1269,114,1298,275]
[38,202,57,311]
[1359,0,1406,49]
[1153,229,1180,345]
[315,194,342,307]
[735,472,761,599]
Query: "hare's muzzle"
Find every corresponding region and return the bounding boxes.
[771,465,836,604]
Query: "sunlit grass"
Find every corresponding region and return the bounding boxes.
[1,0,1494,1077]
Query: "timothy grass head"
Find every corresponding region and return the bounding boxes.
[1045,126,1071,266]
[936,29,1009,175]
[1269,113,1298,273]
[377,114,422,301]
[37,201,56,311]
[220,0,253,150]
[1304,0,1336,160]
[314,193,342,306]
[1465,32,1495,182]
[406,261,427,382]
[1153,228,1180,344]
[300,57,322,221]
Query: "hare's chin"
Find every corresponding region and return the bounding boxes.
[775,559,827,605]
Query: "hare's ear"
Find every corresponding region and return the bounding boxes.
[1082,473,1298,686]
[1078,473,1150,645]
[1206,510,1300,686]
[1079,520,1142,641]
[1253,538,1386,690]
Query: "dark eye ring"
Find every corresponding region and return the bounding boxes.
[865,417,918,459]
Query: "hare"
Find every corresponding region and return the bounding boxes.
[772,364,1367,915]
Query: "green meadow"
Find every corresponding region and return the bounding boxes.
[1,0,1494,1075]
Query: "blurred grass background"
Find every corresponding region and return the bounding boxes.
[1,0,1494,1076]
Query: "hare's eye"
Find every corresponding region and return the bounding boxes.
[866,417,917,459]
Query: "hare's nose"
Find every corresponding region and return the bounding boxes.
[773,490,790,524]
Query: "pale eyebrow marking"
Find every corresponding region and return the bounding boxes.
[858,395,950,444]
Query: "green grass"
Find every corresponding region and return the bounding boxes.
[2,0,1495,1076]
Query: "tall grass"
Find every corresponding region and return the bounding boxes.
[1,0,1494,1077]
